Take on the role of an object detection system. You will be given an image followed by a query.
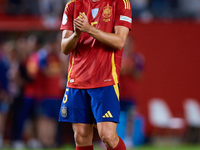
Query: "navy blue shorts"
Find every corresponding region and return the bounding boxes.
[59,85,120,124]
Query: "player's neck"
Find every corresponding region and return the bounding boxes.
[92,0,100,2]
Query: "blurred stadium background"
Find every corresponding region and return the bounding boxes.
[0,0,200,149]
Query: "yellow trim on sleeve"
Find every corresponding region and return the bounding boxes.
[123,0,127,9]
[128,0,131,9]
[65,0,75,10]
[123,0,131,10]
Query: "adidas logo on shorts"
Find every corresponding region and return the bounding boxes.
[103,111,113,118]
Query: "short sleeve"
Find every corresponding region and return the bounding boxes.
[114,0,132,30]
[60,0,75,31]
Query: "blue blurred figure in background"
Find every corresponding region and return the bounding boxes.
[0,43,10,148]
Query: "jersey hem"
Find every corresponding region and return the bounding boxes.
[67,82,118,89]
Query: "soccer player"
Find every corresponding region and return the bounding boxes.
[59,0,132,150]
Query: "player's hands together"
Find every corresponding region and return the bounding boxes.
[74,24,82,37]
[74,12,91,33]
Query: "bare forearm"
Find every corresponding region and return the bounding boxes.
[88,26,125,50]
[61,33,80,55]
[74,13,129,50]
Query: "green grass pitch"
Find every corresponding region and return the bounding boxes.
[3,144,200,150]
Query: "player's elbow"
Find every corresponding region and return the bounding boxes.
[117,44,124,51]
[61,46,68,55]
[61,46,69,55]
[117,39,126,50]
[61,42,70,55]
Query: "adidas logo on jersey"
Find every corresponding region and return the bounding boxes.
[103,111,113,118]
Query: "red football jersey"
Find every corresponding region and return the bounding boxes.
[43,53,64,99]
[60,0,132,89]
[24,52,44,100]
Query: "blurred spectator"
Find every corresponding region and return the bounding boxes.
[178,0,200,19]
[39,0,64,17]
[130,0,153,21]
[117,36,145,148]
[35,34,65,148]
[149,0,173,18]
[6,0,40,15]
[38,0,66,28]
[11,35,45,149]
[8,33,68,149]
[1,0,200,20]
[6,0,22,15]
[0,41,10,148]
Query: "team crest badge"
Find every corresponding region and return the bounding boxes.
[92,8,99,19]
[103,5,112,18]
[61,106,67,118]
